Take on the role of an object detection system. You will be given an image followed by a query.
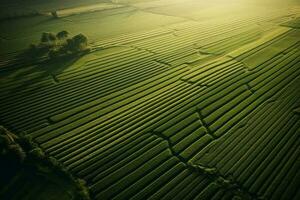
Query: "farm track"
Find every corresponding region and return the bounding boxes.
[0,5,300,200]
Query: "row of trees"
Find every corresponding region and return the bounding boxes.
[28,30,90,60]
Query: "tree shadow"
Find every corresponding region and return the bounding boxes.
[2,54,82,96]
[31,54,80,77]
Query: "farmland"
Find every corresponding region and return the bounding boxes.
[0,0,300,199]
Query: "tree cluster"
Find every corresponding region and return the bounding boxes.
[28,31,90,60]
[0,126,26,163]
[0,126,91,200]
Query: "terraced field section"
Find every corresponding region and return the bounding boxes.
[0,0,300,199]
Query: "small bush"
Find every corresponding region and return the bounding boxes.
[48,48,61,59]
[28,147,46,160]
[76,179,91,200]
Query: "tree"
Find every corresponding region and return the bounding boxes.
[72,34,88,52]
[41,32,56,44]
[56,30,69,40]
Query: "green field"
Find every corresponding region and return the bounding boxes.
[0,0,300,199]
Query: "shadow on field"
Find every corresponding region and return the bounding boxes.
[4,55,81,96]
[34,55,80,76]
